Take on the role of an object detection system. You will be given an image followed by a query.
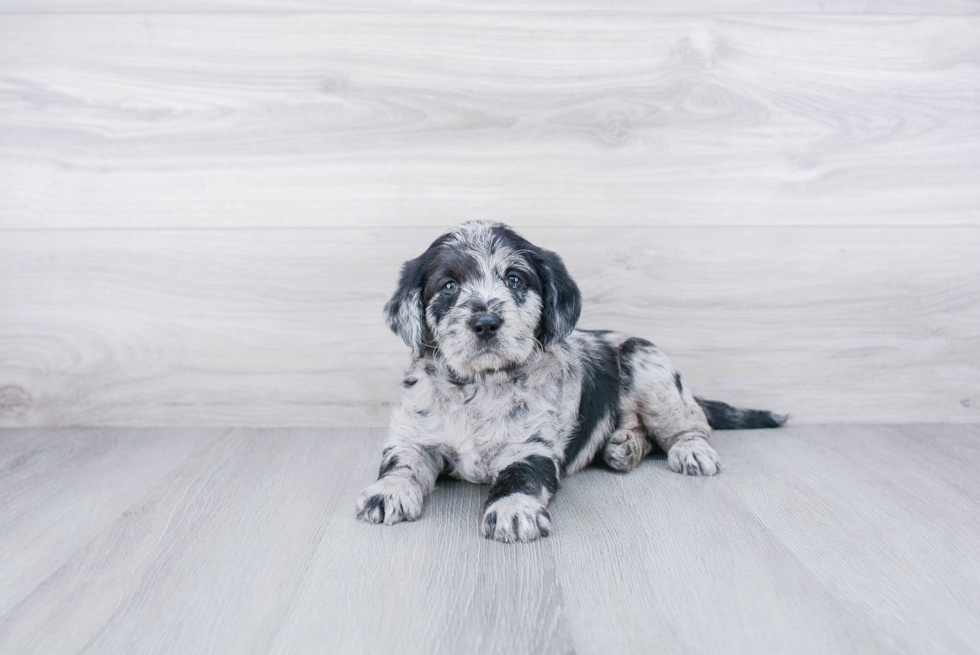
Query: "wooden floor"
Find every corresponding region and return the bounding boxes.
[1,425,978,654]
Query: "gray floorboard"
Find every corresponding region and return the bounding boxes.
[0,425,977,654]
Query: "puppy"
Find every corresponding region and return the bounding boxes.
[356,221,785,542]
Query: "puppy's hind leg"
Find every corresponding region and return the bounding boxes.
[601,415,652,473]
[665,433,719,476]
[623,344,719,476]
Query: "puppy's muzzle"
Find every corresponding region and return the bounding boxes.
[470,313,503,340]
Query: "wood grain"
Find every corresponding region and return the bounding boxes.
[0,428,375,652]
[714,424,980,653]
[1,14,978,228]
[1,425,979,653]
[0,427,574,654]
[0,428,213,615]
[0,226,977,427]
[553,447,890,654]
[1,1,977,13]
[272,459,572,655]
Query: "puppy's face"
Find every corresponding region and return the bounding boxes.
[423,230,543,374]
[385,222,582,375]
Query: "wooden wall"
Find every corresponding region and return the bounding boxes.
[1,3,978,426]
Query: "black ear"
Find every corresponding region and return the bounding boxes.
[531,247,581,347]
[384,253,430,358]
[384,238,446,357]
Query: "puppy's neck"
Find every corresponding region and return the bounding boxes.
[421,350,541,387]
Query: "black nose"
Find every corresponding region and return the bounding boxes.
[470,313,502,339]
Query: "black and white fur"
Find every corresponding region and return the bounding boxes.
[356,221,785,543]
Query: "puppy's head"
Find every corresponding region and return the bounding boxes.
[384,221,581,374]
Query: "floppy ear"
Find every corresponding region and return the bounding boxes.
[384,252,430,358]
[385,234,453,357]
[532,247,582,347]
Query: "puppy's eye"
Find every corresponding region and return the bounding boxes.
[506,274,521,289]
[442,281,458,295]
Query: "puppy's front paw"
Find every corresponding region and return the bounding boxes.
[667,438,720,476]
[356,476,424,525]
[482,494,552,543]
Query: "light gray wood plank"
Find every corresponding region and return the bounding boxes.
[1,14,978,228]
[1,1,977,13]
[551,446,891,654]
[714,424,980,653]
[0,428,211,617]
[270,438,571,655]
[0,427,573,655]
[3,426,978,654]
[1,226,977,427]
[0,428,376,653]
[553,424,980,654]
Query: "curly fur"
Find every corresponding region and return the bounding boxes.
[356,221,786,542]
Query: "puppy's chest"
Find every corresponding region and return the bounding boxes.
[428,380,552,482]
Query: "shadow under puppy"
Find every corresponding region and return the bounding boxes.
[357,221,785,543]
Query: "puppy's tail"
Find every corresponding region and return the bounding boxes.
[695,397,787,430]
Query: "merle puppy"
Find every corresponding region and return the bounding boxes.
[356,221,784,543]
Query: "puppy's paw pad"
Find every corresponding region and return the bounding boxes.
[482,495,551,543]
[355,477,424,525]
[603,429,647,472]
[667,439,720,476]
